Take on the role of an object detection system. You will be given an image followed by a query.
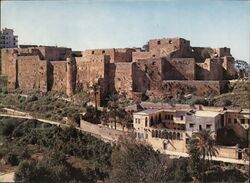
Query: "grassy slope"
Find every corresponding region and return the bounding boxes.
[0,92,85,122]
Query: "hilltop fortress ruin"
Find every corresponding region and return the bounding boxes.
[0,37,237,105]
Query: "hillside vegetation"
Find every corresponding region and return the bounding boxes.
[0,117,248,182]
[161,80,250,108]
[0,91,85,121]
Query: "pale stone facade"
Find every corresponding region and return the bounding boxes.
[132,102,250,162]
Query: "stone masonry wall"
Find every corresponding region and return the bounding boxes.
[114,62,133,97]
[75,55,109,86]
[17,56,48,92]
[81,48,134,63]
[133,58,164,92]
[161,80,226,98]
[196,58,224,80]
[164,58,196,80]
[50,61,67,93]
[223,56,237,79]
[132,51,152,62]
[148,38,190,57]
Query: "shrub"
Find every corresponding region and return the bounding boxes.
[2,123,15,136]
[14,160,37,182]
[27,95,38,102]
[5,152,19,166]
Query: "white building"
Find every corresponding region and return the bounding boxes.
[0,28,18,48]
[131,102,250,164]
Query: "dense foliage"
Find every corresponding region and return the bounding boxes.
[0,92,85,121]
[110,137,173,183]
[0,117,112,182]
[0,117,248,182]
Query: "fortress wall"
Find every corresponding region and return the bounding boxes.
[133,58,164,92]
[148,38,190,57]
[196,58,224,80]
[215,47,231,57]
[223,56,237,79]
[114,62,133,97]
[115,48,134,62]
[82,48,133,63]
[108,63,116,94]
[50,61,67,92]
[75,55,108,85]
[161,80,224,97]
[191,47,212,63]
[41,47,71,61]
[17,56,48,92]
[132,51,151,62]
[209,58,224,80]
[76,55,110,105]
[7,55,18,89]
[1,49,11,76]
[164,58,195,80]
[81,49,115,63]
[132,63,149,93]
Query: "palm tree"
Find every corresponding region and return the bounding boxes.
[107,93,120,130]
[90,83,99,118]
[100,107,109,127]
[192,130,218,183]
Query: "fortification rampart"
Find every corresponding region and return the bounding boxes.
[0,37,238,106]
[164,58,196,80]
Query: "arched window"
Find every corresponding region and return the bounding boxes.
[150,117,153,125]
[152,130,155,138]
[165,131,169,139]
[173,132,176,140]
[158,130,162,138]
[169,132,172,140]
[155,116,158,124]
[145,117,148,127]
[163,142,167,150]
[155,130,159,138]
[177,132,181,140]
[159,114,162,122]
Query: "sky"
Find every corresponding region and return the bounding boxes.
[1,0,250,61]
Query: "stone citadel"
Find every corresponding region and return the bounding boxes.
[0,37,237,105]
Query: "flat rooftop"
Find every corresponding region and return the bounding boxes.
[195,110,220,118]
[134,109,161,115]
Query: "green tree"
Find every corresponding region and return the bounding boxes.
[174,158,191,182]
[187,138,202,181]
[107,93,120,130]
[192,130,218,182]
[110,137,171,183]
[90,82,99,118]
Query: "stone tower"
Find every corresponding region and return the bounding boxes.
[66,56,76,96]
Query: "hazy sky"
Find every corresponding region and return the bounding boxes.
[1,0,249,61]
